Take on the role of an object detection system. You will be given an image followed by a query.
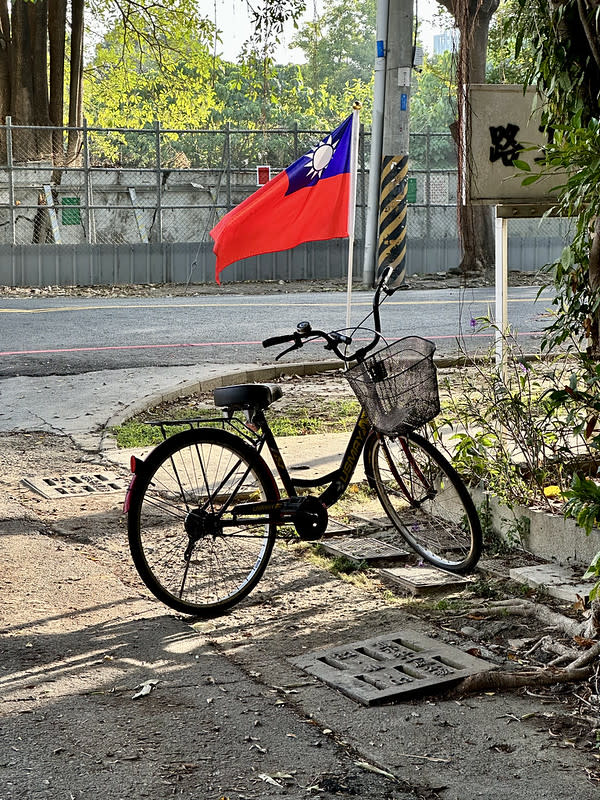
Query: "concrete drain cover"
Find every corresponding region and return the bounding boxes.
[379,565,472,595]
[291,629,494,705]
[320,536,409,564]
[23,471,128,499]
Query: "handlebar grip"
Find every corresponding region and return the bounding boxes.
[262,333,296,348]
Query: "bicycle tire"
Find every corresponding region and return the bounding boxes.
[127,427,279,616]
[364,430,482,573]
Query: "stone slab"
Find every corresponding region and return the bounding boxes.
[324,519,358,537]
[291,629,494,706]
[319,536,410,564]
[22,471,128,499]
[509,563,595,603]
[378,565,472,595]
[347,513,395,532]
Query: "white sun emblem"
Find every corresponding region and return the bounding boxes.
[305,134,337,179]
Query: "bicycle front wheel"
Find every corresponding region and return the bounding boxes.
[127,427,278,616]
[364,430,481,572]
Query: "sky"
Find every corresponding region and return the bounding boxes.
[205,0,451,63]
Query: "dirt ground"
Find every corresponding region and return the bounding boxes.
[0,268,544,300]
[1,366,600,798]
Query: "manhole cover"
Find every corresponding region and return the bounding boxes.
[378,565,472,595]
[23,471,128,499]
[320,536,409,564]
[291,629,494,705]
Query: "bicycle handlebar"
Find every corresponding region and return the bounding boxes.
[261,267,392,363]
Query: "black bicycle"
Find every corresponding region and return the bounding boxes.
[124,271,482,616]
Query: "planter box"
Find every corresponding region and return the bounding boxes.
[470,487,600,567]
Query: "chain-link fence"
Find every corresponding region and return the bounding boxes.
[0,119,570,285]
[0,119,457,247]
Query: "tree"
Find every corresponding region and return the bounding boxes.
[86,7,216,131]
[509,0,600,639]
[0,0,84,163]
[291,0,375,97]
[437,0,500,278]
[0,0,217,164]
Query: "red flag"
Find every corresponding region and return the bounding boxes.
[210,115,354,283]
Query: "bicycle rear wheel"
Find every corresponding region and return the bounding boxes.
[127,427,278,616]
[364,430,481,572]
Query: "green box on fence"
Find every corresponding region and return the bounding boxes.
[61,197,81,225]
[406,177,417,204]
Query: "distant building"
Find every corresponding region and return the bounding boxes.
[433,30,459,55]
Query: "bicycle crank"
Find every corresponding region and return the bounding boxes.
[232,495,328,540]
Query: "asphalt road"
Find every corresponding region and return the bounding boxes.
[0,285,553,378]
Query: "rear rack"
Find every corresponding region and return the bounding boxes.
[146,415,259,446]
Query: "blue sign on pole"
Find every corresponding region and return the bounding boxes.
[376,40,385,58]
[401,93,407,111]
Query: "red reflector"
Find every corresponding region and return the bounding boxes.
[130,455,138,473]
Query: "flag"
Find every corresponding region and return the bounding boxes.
[210,114,354,283]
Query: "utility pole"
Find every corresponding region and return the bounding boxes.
[363,0,414,289]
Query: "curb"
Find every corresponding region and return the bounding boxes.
[99,350,541,453]
[100,359,343,452]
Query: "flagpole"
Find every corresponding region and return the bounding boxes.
[345,102,361,329]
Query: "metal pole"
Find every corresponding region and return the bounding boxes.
[154,120,163,242]
[83,118,96,244]
[494,208,508,370]
[379,0,413,290]
[225,122,232,211]
[345,104,362,328]
[362,0,388,288]
[6,116,15,246]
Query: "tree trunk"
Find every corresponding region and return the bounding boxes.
[588,218,600,353]
[0,0,71,166]
[440,0,499,279]
[66,0,84,166]
[48,0,66,165]
[28,0,52,158]
[10,0,36,159]
[0,0,11,161]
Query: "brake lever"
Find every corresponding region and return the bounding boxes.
[275,333,303,360]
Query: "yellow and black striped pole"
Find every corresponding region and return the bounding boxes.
[377,153,408,287]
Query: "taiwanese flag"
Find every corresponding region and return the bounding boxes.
[210,114,354,283]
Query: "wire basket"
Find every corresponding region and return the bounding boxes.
[345,336,440,435]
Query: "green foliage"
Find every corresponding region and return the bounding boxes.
[291,0,376,97]
[410,51,456,137]
[563,473,600,535]
[486,0,536,84]
[269,399,360,436]
[583,551,600,601]
[86,1,217,136]
[438,330,577,511]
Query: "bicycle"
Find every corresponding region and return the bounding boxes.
[124,270,482,617]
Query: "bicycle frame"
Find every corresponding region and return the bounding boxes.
[253,405,373,508]
[147,405,432,521]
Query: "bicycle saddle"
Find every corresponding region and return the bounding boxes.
[213,383,283,410]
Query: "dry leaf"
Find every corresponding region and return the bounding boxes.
[132,679,159,699]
